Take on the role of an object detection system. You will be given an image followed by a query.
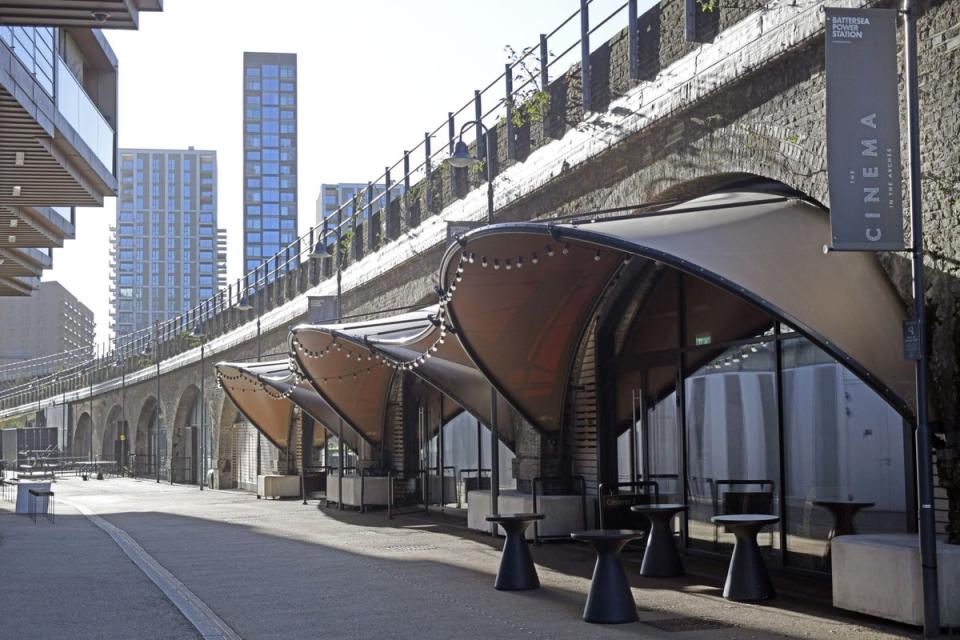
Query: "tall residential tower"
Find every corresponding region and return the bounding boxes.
[110,148,227,337]
[242,52,298,275]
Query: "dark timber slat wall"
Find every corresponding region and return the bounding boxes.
[933,454,949,536]
[571,321,599,496]
[390,381,404,473]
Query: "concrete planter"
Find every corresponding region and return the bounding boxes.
[466,490,596,539]
[257,474,300,499]
[832,534,960,627]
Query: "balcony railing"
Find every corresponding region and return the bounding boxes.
[56,57,114,172]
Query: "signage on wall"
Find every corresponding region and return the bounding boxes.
[695,333,712,346]
[903,319,921,361]
[825,8,905,251]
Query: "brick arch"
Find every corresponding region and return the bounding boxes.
[171,384,200,484]
[133,396,161,478]
[101,403,127,463]
[73,411,92,458]
[648,172,822,208]
[212,393,242,489]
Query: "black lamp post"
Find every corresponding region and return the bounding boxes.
[115,353,126,474]
[192,320,206,490]
[312,226,347,509]
[445,120,500,534]
[140,332,160,483]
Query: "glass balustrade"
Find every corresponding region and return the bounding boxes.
[56,57,115,172]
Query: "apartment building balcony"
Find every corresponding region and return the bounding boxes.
[0,204,73,249]
[0,274,37,295]
[0,25,118,214]
[0,244,51,280]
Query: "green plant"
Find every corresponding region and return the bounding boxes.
[504,44,551,128]
[696,0,717,12]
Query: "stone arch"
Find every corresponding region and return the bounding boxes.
[134,396,162,479]
[213,394,243,489]
[101,404,127,465]
[171,385,200,484]
[649,172,822,209]
[73,412,92,459]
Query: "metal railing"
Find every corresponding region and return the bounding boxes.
[0,0,660,414]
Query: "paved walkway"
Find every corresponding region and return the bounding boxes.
[0,477,919,639]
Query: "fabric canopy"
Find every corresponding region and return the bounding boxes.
[290,306,516,447]
[215,360,365,453]
[439,191,914,434]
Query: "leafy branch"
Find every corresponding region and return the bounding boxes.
[504,44,551,128]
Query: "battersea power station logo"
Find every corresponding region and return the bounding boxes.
[830,14,870,40]
[825,8,904,251]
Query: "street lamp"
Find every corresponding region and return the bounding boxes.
[115,353,126,475]
[192,320,206,491]
[140,332,160,483]
[312,227,347,509]
[445,120,499,534]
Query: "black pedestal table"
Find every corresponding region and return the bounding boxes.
[813,500,874,539]
[485,513,545,590]
[631,504,687,577]
[710,514,779,602]
[570,529,644,623]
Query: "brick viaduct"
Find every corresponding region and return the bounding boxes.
[6,0,960,490]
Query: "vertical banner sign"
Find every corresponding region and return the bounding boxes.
[825,8,905,251]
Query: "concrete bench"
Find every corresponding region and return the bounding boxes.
[832,533,959,627]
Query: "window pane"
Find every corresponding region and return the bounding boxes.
[781,336,906,570]
[684,341,781,556]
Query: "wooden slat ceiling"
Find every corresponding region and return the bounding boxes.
[0,246,48,277]
[0,1,163,30]
[0,90,103,208]
[0,204,70,248]
[0,273,36,296]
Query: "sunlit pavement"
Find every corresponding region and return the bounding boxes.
[0,477,919,639]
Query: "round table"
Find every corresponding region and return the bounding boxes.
[711,514,779,602]
[570,529,645,623]
[485,513,545,590]
[631,504,687,577]
[813,500,875,539]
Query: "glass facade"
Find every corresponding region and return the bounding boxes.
[0,26,54,95]
[316,182,404,231]
[243,52,298,275]
[112,149,226,337]
[609,270,909,570]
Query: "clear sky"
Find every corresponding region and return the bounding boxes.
[44,0,639,345]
